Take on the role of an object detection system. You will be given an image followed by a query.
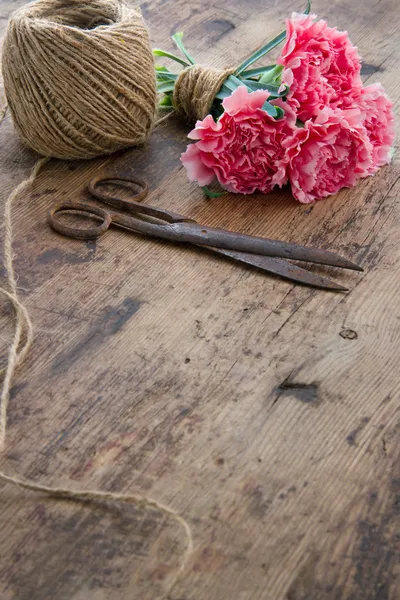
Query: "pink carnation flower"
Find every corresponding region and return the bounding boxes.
[279,13,362,121]
[181,86,297,194]
[288,107,373,203]
[355,83,395,173]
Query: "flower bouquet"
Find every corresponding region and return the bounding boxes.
[154,2,394,203]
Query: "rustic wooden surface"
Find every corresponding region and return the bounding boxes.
[0,1,399,599]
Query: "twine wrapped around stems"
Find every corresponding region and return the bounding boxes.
[173,65,234,121]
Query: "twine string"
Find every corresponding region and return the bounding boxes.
[2,0,157,159]
[0,152,193,598]
[0,471,193,595]
[173,64,234,121]
[0,157,48,449]
[0,1,211,589]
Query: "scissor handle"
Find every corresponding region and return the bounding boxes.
[48,202,112,240]
[88,174,149,210]
[88,174,194,224]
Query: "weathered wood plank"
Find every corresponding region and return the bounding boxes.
[0,1,399,599]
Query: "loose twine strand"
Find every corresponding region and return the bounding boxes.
[0,0,237,592]
[0,157,47,448]
[0,148,193,597]
[0,471,193,593]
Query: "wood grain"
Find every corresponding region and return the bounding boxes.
[0,1,399,599]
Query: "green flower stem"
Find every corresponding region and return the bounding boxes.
[259,64,284,85]
[171,32,196,66]
[154,1,313,119]
[153,48,189,67]
[202,186,226,198]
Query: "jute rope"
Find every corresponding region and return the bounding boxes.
[0,1,200,592]
[173,65,234,121]
[0,157,48,449]
[0,145,193,598]
[0,473,193,595]
[2,0,157,159]
[2,0,234,156]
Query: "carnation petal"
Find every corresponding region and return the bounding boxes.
[280,68,294,89]
[184,83,300,197]
[248,89,271,110]
[222,86,250,115]
[289,108,373,202]
[222,86,269,116]
[355,82,395,172]
[278,13,362,120]
[181,144,215,186]
[187,114,222,140]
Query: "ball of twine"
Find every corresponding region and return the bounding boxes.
[1,0,157,159]
[173,64,234,122]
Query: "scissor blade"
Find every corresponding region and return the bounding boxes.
[170,223,362,271]
[208,247,349,291]
[109,218,349,290]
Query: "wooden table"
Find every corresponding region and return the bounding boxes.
[0,1,399,598]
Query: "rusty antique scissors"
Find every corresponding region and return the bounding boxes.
[47,174,363,291]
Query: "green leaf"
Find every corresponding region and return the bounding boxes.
[171,32,196,65]
[156,71,178,82]
[214,86,233,100]
[223,76,240,92]
[261,100,279,118]
[241,79,281,93]
[153,48,189,67]
[155,65,169,72]
[157,80,176,94]
[235,1,312,74]
[240,65,276,79]
[228,74,246,88]
[235,32,286,75]
[259,64,284,85]
[160,94,173,106]
[202,186,226,198]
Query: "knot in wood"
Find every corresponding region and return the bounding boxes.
[173,65,233,122]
